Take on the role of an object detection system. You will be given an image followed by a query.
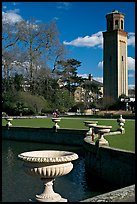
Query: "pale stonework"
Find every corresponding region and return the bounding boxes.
[84,121,98,141]
[94,125,112,146]
[117,114,125,134]
[18,150,78,202]
[52,118,61,129]
[103,10,128,105]
[6,118,13,128]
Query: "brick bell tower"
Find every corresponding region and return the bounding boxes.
[103,10,128,105]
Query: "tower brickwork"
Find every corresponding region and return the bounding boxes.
[103,10,128,105]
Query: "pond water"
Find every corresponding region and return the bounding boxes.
[2,139,105,202]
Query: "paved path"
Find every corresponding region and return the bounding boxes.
[80,185,135,203]
[115,195,135,202]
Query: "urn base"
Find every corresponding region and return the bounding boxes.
[29,197,67,202]
[99,138,109,146]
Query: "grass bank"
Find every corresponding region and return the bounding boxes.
[2,117,135,152]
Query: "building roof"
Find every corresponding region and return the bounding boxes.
[83,78,103,87]
[92,79,103,87]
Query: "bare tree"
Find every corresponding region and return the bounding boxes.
[2,20,23,79]
[15,19,65,81]
[2,18,66,81]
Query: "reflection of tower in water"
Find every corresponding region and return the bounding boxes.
[7,147,15,168]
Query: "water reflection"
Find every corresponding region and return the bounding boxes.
[2,139,102,202]
[7,147,15,167]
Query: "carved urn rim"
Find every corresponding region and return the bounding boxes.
[6,118,13,121]
[52,118,61,122]
[84,121,98,124]
[94,125,112,129]
[18,150,78,163]
[86,123,97,127]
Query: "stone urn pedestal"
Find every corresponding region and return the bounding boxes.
[84,121,98,142]
[18,150,78,202]
[52,118,61,130]
[94,125,112,146]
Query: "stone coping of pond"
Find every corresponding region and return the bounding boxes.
[80,184,135,202]
[84,136,135,153]
[94,125,112,129]
[84,121,98,123]
[2,126,87,131]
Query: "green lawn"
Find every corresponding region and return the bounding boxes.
[2,117,135,152]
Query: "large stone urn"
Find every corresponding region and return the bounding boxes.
[6,117,13,128]
[18,150,78,202]
[84,121,98,142]
[52,118,61,130]
[94,125,112,146]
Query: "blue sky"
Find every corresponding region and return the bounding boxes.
[2,2,135,89]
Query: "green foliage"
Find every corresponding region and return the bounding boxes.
[2,89,20,115]
[2,90,50,115]
[119,94,129,100]
[70,102,86,113]
[51,89,75,112]
[19,91,49,115]
[14,73,24,91]
[3,17,103,114]
[55,58,83,94]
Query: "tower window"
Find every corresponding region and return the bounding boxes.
[110,20,113,30]
[122,56,124,61]
[107,20,113,31]
[121,20,123,29]
[110,56,112,61]
[115,20,119,29]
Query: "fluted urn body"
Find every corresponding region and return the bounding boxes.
[94,125,112,146]
[18,150,78,202]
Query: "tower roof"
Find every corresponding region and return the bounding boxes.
[112,10,119,13]
[106,10,125,16]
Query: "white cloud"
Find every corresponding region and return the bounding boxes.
[2,10,23,25]
[97,57,135,71]
[35,20,42,23]
[57,2,72,10]
[26,20,39,30]
[64,31,135,49]
[98,61,103,68]
[77,74,89,79]
[53,17,59,21]
[128,84,135,89]
[2,10,40,31]
[63,31,103,48]
[3,6,7,9]
[94,77,103,83]
[77,74,103,83]
[128,57,135,70]
[11,60,41,70]
[128,73,135,78]
[128,32,135,47]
